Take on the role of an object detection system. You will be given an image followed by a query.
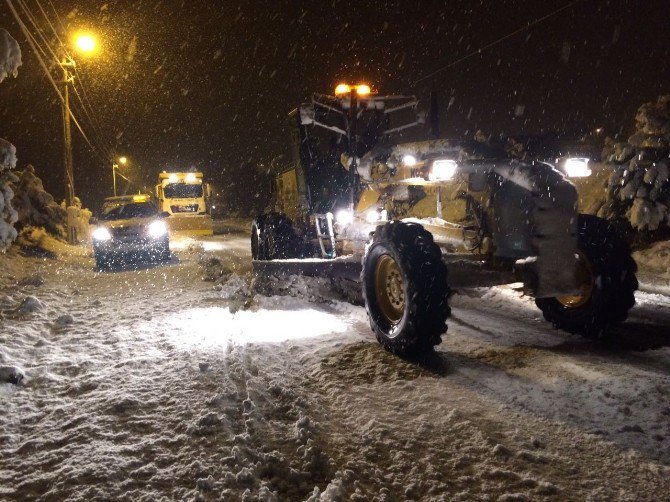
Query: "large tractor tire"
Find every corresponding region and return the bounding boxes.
[362,221,451,357]
[535,214,638,338]
[251,213,303,260]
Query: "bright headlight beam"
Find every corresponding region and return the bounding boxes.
[148,220,168,238]
[185,173,197,182]
[366,209,380,223]
[402,154,417,166]
[335,209,353,225]
[429,159,458,181]
[92,227,111,241]
[563,157,591,177]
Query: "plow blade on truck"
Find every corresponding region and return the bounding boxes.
[166,215,214,236]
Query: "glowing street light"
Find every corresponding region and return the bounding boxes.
[119,156,127,165]
[74,34,96,54]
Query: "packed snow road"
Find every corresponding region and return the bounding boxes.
[1,227,669,501]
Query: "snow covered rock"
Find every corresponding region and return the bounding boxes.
[0,364,25,385]
[0,29,21,83]
[17,274,45,287]
[55,314,74,326]
[15,295,44,314]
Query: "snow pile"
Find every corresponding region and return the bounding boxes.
[0,138,18,251]
[600,96,670,231]
[253,273,350,304]
[0,29,21,83]
[10,165,67,238]
[15,226,65,258]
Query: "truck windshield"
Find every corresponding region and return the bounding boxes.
[101,203,158,220]
[163,183,203,199]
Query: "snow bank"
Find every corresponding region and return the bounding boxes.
[0,29,21,83]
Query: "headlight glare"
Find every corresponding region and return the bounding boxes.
[92,227,112,241]
[335,209,353,225]
[429,159,458,181]
[402,154,417,166]
[366,209,381,223]
[563,157,591,177]
[148,220,168,238]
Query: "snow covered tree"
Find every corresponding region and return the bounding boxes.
[10,165,67,238]
[0,29,22,251]
[599,95,670,233]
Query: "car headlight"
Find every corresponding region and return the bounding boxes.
[335,209,353,225]
[148,220,168,238]
[429,159,458,181]
[563,157,591,177]
[92,227,112,241]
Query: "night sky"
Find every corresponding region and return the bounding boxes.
[1,0,668,209]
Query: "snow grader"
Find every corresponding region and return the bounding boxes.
[252,84,638,356]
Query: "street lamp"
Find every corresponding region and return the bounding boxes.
[113,156,128,196]
[60,32,96,242]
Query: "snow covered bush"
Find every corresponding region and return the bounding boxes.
[0,28,22,83]
[10,165,67,238]
[0,29,21,251]
[599,95,670,232]
[0,138,19,251]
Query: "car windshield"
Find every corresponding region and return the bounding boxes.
[101,202,158,220]
[163,183,203,199]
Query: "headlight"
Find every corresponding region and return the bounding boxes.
[335,209,353,225]
[563,157,591,177]
[92,227,112,241]
[148,220,168,238]
[366,209,381,223]
[402,154,417,166]
[429,159,458,181]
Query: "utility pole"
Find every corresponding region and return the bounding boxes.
[347,87,358,211]
[60,57,76,243]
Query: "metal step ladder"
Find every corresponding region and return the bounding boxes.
[314,213,336,258]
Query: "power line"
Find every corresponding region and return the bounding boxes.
[415,0,582,85]
[9,0,117,167]
[29,0,115,161]
[5,0,109,165]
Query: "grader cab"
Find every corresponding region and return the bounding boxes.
[252,84,638,356]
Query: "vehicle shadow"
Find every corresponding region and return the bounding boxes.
[95,255,180,273]
[541,303,670,354]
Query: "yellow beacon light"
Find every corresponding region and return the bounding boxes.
[356,84,371,96]
[335,83,351,95]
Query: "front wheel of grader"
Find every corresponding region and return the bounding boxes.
[362,221,451,357]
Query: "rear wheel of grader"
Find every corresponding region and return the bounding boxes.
[535,214,638,338]
[362,221,451,357]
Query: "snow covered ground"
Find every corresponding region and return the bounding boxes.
[1,226,669,501]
